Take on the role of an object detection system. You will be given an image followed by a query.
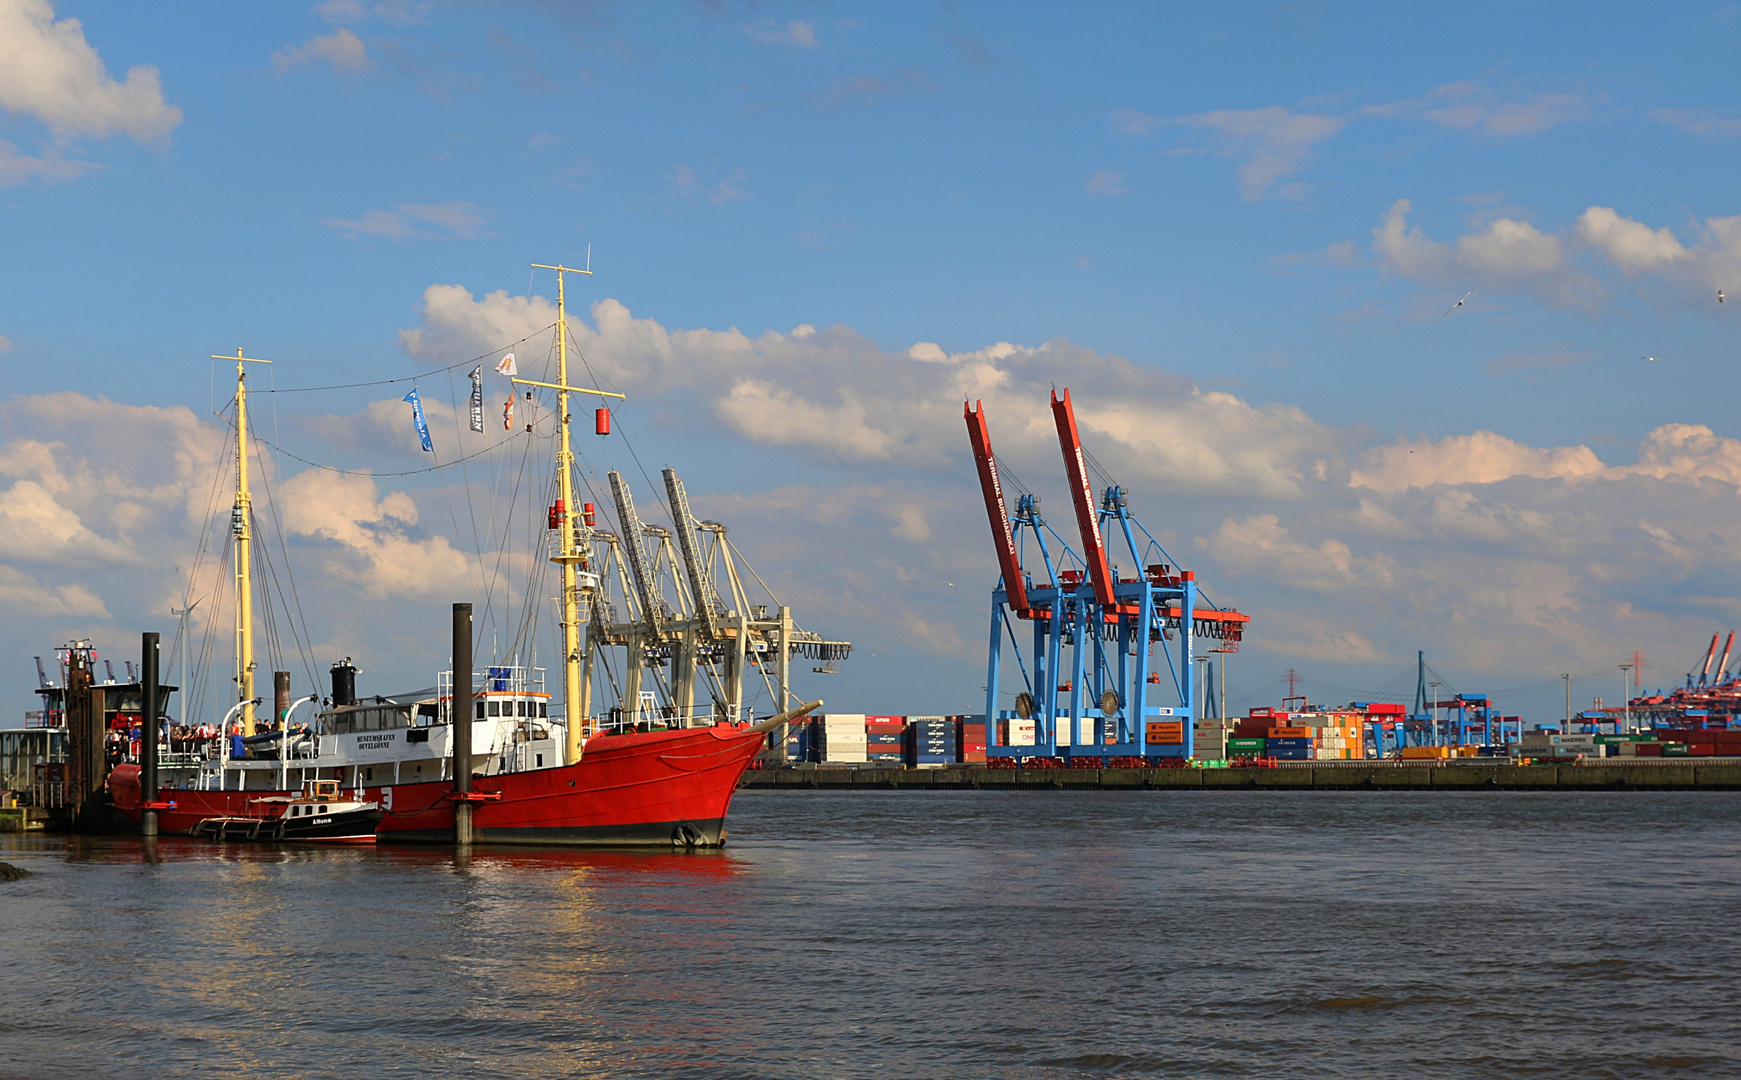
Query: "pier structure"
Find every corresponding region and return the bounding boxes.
[739,760,1741,791]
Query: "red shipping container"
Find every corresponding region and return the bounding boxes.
[1633,743,1664,756]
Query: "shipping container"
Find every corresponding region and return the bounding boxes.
[1400,746,1451,759]
[1146,721,1185,745]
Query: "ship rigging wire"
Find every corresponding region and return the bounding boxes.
[250,325,558,395]
[178,318,812,728]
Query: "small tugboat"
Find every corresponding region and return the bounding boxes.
[192,779,380,843]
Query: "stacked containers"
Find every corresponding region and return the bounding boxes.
[1400,745,1453,759]
[1296,712,1364,760]
[905,716,956,766]
[1656,729,1741,756]
[1193,718,1229,759]
[779,717,815,763]
[1228,710,1284,759]
[998,717,1038,747]
[865,716,905,764]
[818,713,868,763]
[954,715,988,763]
[1265,725,1312,761]
[1146,720,1185,748]
[1226,736,1268,758]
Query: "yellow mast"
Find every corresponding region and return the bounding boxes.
[517,265,622,765]
[214,348,271,736]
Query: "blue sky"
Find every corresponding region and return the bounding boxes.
[3,1,1741,724]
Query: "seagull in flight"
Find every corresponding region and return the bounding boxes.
[1443,290,1472,317]
[1641,355,1662,363]
[1720,289,1726,304]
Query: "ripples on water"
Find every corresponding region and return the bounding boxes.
[1,791,1737,1079]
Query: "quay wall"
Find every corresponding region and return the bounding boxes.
[738,761,1741,792]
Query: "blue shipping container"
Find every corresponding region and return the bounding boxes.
[1269,747,1310,760]
[1266,737,1311,749]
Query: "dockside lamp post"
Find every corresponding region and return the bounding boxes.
[1619,663,1634,733]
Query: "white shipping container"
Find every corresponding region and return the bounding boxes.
[823,750,869,763]
[1008,720,1036,745]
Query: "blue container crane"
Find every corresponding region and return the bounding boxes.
[966,391,1249,762]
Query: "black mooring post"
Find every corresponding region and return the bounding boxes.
[140,632,160,838]
[452,603,473,846]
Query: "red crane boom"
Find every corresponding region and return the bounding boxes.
[1050,388,1115,607]
[964,400,1030,615]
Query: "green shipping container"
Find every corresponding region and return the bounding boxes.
[1227,738,1267,752]
[1663,743,1690,756]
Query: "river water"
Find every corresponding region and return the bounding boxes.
[1,790,1737,1079]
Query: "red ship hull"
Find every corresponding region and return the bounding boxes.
[110,723,765,846]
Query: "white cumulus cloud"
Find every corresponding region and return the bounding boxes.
[0,0,181,187]
[397,285,1341,497]
[1351,431,1607,493]
[1371,198,1592,307]
[1371,200,1741,311]
[277,470,472,599]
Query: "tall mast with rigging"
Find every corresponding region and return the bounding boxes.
[215,348,270,735]
[516,263,622,765]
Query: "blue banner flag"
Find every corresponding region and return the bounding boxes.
[404,388,433,452]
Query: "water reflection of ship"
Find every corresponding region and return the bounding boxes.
[108,261,846,845]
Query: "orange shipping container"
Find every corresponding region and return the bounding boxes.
[1400,746,1451,760]
[1270,726,1312,738]
[1146,721,1185,744]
